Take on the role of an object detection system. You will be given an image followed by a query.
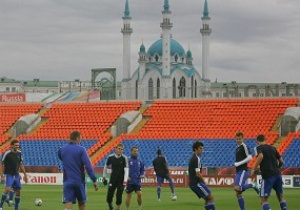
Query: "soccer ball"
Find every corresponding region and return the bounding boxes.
[35,198,42,206]
[171,195,177,201]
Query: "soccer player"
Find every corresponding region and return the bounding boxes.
[125,146,145,210]
[0,140,28,210]
[234,132,259,210]
[58,131,99,210]
[188,141,216,210]
[102,143,129,210]
[251,134,288,210]
[152,149,177,201]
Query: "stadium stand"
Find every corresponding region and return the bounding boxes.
[0,103,44,142]
[1,98,299,170]
[18,101,141,140]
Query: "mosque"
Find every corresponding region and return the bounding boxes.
[121,0,212,100]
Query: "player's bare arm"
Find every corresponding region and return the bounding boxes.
[19,162,28,183]
[0,163,4,182]
[251,153,263,176]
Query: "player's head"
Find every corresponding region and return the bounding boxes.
[70,131,81,144]
[115,143,124,156]
[10,139,20,152]
[157,149,162,156]
[131,146,139,157]
[235,131,244,145]
[256,134,266,143]
[192,141,204,155]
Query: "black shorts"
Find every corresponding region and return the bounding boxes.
[125,184,142,194]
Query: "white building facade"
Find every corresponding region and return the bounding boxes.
[121,0,211,100]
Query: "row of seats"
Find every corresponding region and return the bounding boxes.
[282,138,300,167]
[141,98,298,139]
[19,101,141,140]
[96,139,258,167]
[19,140,97,166]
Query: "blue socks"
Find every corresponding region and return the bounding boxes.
[157,186,161,199]
[262,202,270,210]
[205,202,215,210]
[238,197,245,210]
[0,193,8,207]
[15,195,20,210]
[280,200,287,210]
[9,190,14,201]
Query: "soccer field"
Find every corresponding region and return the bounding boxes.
[3,185,298,210]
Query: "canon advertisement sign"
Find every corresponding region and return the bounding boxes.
[19,173,63,185]
[0,93,26,103]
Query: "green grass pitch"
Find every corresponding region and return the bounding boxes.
[4,185,298,210]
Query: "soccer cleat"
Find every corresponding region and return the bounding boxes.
[8,200,14,207]
[252,182,260,195]
[158,198,161,202]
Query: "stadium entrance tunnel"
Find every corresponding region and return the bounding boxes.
[13,114,41,138]
[111,111,142,137]
[280,107,300,136]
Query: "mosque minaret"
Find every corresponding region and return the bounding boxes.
[200,0,212,81]
[121,0,133,80]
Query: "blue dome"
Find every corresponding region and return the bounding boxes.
[147,39,185,57]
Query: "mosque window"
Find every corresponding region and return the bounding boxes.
[191,76,194,98]
[148,78,154,100]
[172,78,176,98]
[155,55,159,62]
[179,77,186,98]
[157,78,160,99]
[135,80,138,99]
[194,80,197,98]
[175,54,178,62]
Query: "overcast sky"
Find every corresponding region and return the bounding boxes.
[0,0,299,83]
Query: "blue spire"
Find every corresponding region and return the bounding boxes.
[124,0,130,18]
[203,0,209,18]
[163,0,170,12]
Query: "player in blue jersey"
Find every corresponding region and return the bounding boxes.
[152,149,177,201]
[234,132,260,210]
[251,134,288,210]
[58,131,99,210]
[0,140,28,210]
[188,141,216,210]
[125,146,145,210]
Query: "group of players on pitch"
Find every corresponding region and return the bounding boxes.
[98,131,288,210]
[0,131,288,210]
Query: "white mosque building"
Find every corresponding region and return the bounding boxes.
[121,0,212,100]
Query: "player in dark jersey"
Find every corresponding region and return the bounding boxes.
[0,140,28,210]
[102,143,129,210]
[188,141,215,210]
[152,149,176,201]
[251,134,288,210]
[234,132,259,210]
[125,146,145,210]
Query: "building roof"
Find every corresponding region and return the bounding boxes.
[147,38,185,57]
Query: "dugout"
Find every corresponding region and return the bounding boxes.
[280,107,300,136]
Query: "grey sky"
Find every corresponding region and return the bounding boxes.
[0,0,299,83]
